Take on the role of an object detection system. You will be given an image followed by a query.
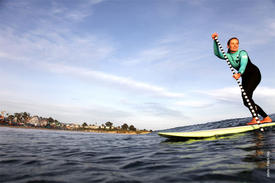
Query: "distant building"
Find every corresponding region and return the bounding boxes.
[66,123,80,130]
[88,125,99,129]
[28,116,40,126]
[40,119,48,127]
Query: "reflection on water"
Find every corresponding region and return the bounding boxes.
[243,130,273,178]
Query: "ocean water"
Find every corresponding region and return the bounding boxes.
[0,115,275,183]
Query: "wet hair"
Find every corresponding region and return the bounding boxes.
[227,37,239,53]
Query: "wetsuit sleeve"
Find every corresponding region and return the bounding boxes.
[213,40,225,59]
[238,50,248,75]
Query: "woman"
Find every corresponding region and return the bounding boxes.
[211,32,272,125]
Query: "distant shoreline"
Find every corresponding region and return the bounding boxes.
[0,125,151,135]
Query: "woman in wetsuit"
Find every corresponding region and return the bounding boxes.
[211,32,272,125]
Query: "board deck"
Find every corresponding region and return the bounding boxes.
[158,122,275,140]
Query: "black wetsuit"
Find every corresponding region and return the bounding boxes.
[241,57,268,118]
[213,40,268,118]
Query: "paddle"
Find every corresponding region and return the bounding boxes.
[213,36,260,124]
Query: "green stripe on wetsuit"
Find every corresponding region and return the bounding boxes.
[213,40,248,75]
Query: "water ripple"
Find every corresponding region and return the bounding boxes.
[1,115,275,182]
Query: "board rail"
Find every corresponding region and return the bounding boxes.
[158,122,275,140]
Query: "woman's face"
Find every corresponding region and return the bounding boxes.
[228,39,239,53]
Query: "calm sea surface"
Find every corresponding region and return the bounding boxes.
[1,115,275,183]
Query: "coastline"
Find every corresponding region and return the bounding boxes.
[0,125,151,135]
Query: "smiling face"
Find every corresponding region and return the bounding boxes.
[227,38,239,53]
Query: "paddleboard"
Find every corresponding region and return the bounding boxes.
[158,122,275,140]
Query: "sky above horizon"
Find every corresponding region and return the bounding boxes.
[0,0,275,130]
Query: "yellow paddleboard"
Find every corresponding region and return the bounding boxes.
[158,122,275,140]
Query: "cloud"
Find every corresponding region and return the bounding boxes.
[203,87,240,102]
[0,96,132,125]
[124,47,171,65]
[122,32,209,73]
[175,100,213,108]
[199,86,275,108]
[0,0,112,65]
[0,25,114,67]
[123,101,186,117]
[254,87,275,97]
[40,62,185,99]
[222,1,275,48]
[4,0,105,23]
[266,19,275,37]
[0,51,22,61]
[0,88,185,130]
[50,0,104,22]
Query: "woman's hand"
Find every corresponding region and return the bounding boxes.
[211,32,218,40]
[233,73,241,80]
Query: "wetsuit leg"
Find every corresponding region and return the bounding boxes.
[242,69,268,118]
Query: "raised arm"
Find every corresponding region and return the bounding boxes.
[212,32,226,59]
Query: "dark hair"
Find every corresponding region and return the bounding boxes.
[227,37,239,53]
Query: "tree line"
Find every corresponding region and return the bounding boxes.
[1,111,151,132]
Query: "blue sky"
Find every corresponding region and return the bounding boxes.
[0,0,275,130]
